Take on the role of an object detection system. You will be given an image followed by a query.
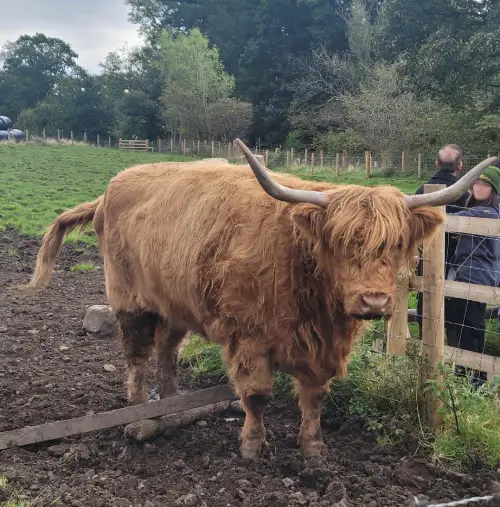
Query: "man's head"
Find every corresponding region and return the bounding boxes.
[436,144,463,175]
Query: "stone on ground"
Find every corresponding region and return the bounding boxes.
[83,305,116,335]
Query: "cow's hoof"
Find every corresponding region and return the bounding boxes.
[240,439,268,459]
[301,440,327,459]
[240,445,259,459]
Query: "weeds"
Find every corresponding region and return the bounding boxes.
[70,262,96,272]
[0,476,59,507]
[429,367,500,469]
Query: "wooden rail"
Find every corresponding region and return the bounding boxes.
[385,184,500,428]
[118,139,150,151]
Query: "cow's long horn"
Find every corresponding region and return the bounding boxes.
[404,156,499,209]
[235,139,328,207]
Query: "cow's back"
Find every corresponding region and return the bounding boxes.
[94,162,333,336]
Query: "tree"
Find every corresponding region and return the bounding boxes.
[125,0,254,75]
[205,98,252,141]
[0,33,79,119]
[237,0,350,146]
[17,69,113,136]
[99,46,166,139]
[288,0,373,141]
[376,0,500,110]
[340,64,448,157]
[157,28,251,140]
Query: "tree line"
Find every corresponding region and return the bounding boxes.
[1,0,499,155]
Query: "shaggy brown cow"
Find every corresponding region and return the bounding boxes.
[25,143,497,458]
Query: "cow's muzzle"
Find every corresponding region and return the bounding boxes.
[351,293,392,320]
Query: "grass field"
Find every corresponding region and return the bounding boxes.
[1,142,498,470]
[0,143,194,237]
[0,143,423,237]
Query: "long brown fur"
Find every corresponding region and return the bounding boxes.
[26,159,444,456]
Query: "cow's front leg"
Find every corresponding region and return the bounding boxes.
[229,353,274,459]
[294,380,330,458]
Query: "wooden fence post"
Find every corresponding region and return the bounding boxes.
[386,267,409,355]
[265,150,269,167]
[43,128,46,141]
[335,153,340,177]
[311,152,315,174]
[84,132,87,144]
[25,130,29,143]
[197,140,200,155]
[57,129,60,142]
[421,183,445,429]
[286,150,290,170]
[71,131,74,145]
[320,150,324,168]
[365,151,371,179]
[211,140,215,158]
[170,138,174,152]
[290,148,294,167]
[97,134,100,147]
[304,149,308,166]
[183,139,186,155]
[418,153,422,179]
[401,151,406,171]
[108,137,111,149]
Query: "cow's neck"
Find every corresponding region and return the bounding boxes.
[282,235,365,382]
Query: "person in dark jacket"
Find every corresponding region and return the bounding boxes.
[415,145,469,337]
[445,165,500,387]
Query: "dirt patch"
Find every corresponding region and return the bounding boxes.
[0,229,498,507]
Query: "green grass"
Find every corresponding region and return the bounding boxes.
[0,475,59,507]
[282,165,423,194]
[0,144,424,240]
[0,143,193,239]
[69,262,96,272]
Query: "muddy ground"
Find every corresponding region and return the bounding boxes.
[0,229,498,507]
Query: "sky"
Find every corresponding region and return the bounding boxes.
[0,0,143,73]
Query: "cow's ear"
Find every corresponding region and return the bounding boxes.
[290,204,327,243]
[408,207,445,246]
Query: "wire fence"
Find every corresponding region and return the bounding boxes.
[4,128,499,181]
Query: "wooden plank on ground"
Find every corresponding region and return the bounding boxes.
[0,385,236,450]
[446,215,500,238]
[410,276,500,306]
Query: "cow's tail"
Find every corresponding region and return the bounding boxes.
[22,196,103,293]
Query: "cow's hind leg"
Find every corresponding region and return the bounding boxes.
[228,352,274,459]
[294,379,330,458]
[155,319,187,398]
[116,310,159,405]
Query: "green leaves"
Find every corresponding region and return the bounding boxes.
[157,28,251,140]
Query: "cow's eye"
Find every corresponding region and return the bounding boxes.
[379,242,386,250]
